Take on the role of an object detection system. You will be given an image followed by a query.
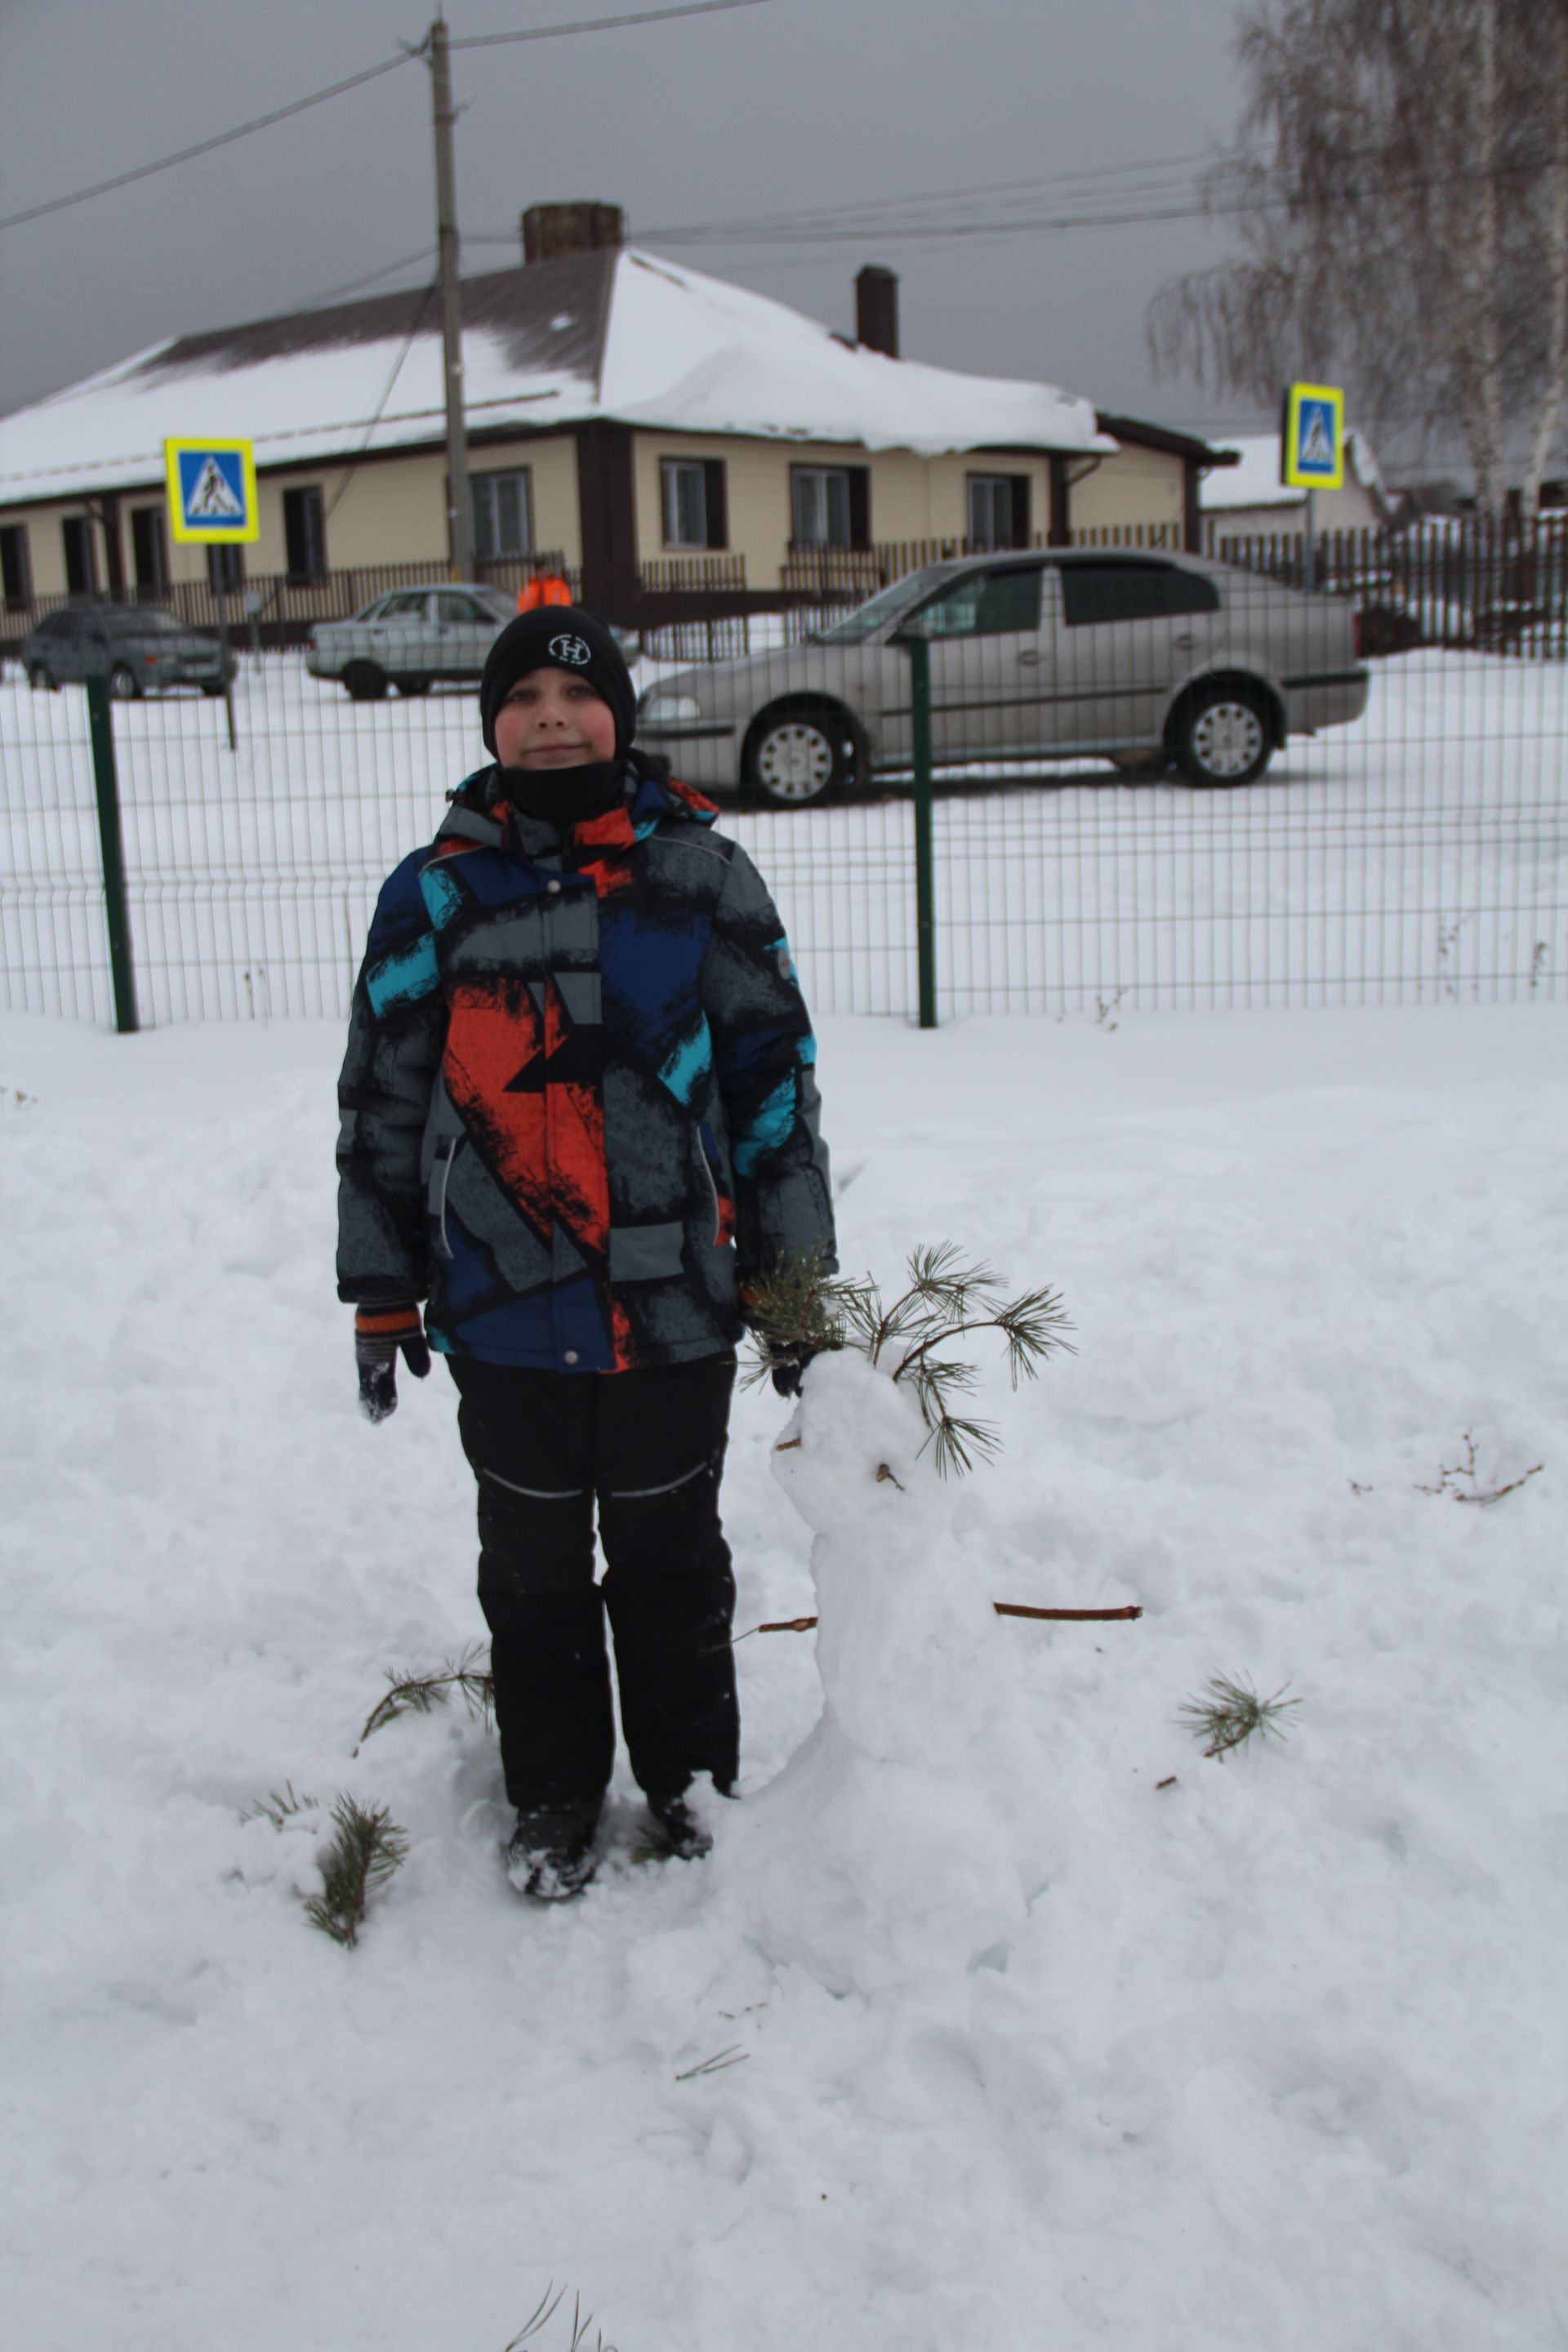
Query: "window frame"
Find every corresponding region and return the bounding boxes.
[130,504,169,594]
[790,463,869,550]
[966,472,1031,552]
[282,483,327,584]
[471,467,534,563]
[61,515,98,597]
[1058,557,1221,629]
[659,457,728,550]
[1,522,32,610]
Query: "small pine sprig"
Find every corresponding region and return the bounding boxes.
[737,1238,857,1388]
[743,1241,1074,1477]
[504,2284,619,2352]
[1178,1673,1300,1761]
[354,1644,495,1753]
[302,1794,408,1947]
[242,1781,318,1829]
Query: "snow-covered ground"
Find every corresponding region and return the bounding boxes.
[2,1001,1563,2351]
[2,645,1563,1023]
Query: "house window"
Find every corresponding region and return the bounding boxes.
[968,473,1031,550]
[62,515,98,596]
[207,544,246,596]
[283,485,327,581]
[791,465,869,549]
[1,523,31,609]
[130,506,168,593]
[660,458,728,550]
[472,470,533,562]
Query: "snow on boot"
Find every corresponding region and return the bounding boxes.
[506,1798,601,1900]
[646,1790,713,1860]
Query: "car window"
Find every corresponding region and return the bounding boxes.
[353,596,391,622]
[380,591,430,621]
[105,608,182,635]
[476,588,515,621]
[438,593,489,625]
[37,611,71,640]
[917,566,1043,639]
[1060,561,1220,627]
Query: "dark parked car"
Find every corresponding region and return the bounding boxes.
[23,605,234,697]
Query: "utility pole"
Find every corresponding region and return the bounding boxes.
[428,14,473,580]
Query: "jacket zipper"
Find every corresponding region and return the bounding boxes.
[431,1138,460,1260]
[697,1143,722,1246]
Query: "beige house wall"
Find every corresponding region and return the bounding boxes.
[0,433,584,600]
[1205,479,1382,541]
[631,434,1053,583]
[1070,446,1187,533]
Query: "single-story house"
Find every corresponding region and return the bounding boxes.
[0,204,1236,630]
[1200,427,1389,542]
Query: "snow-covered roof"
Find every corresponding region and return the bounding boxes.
[0,247,1116,505]
[1200,427,1385,510]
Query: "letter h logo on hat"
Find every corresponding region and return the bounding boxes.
[549,633,592,667]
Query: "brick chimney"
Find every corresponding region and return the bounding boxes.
[855,265,899,359]
[522,203,626,265]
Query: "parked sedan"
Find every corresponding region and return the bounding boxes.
[306,584,515,699]
[636,551,1370,806]
[23,604,234,698]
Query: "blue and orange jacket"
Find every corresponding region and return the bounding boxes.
[336,755,834,1371]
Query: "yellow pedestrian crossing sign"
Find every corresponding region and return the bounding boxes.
[164,439,259,543]
[1281,384,1344,490]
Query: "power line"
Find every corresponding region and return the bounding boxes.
[0,1,775,235]
[298,248,441,309]
[0,51,420,232]
[450,0,771,48]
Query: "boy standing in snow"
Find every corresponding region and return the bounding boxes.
[336,609,833,1898]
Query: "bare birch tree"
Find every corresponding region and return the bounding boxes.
[1147,0,1568,518]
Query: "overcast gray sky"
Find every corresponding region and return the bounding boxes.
[0,0,1279,445]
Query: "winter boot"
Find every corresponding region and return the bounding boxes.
[646,1789,714,1861]
[506,1797,602,1900]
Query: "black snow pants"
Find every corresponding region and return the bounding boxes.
[448,1352,739,1811]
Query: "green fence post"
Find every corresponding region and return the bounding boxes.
[906,633,938,1028]
[84,674,139,1034]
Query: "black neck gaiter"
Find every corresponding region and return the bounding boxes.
[497,759,627,831]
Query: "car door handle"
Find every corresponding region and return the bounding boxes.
[1174,632,1198,648]
[1017,649,1042,665]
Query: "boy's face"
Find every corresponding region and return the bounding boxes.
[493,666,617,769]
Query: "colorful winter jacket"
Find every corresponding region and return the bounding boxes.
[336,755,834,1372]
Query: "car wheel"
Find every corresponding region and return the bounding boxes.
[343,662,390,702]
[108,664,140,702]
[1172,685,1272,787]
[746,703,860,808]
[29,663,56,691]
[394,676,430,697]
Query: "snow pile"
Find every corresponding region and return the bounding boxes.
[1,1004,1564,2350]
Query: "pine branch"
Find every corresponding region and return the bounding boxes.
[302,1794,408,1947]
[354,1645,494,1753]
[745,1601,1143,1637]
[1177,1673,1300,1762]
[241,1781,318,1829]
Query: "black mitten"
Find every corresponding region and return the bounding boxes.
[354,1303,431,1423]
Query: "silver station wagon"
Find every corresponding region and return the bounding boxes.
[637,550,1370,806]
[306,583,514,699]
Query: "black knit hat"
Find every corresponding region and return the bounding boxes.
[479,606,637,760]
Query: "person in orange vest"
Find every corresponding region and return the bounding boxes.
[516,560,572,613]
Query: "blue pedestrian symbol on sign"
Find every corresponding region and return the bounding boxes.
[180,450,244,523]
[1296,401,1335,475]
[163,438,259,543]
